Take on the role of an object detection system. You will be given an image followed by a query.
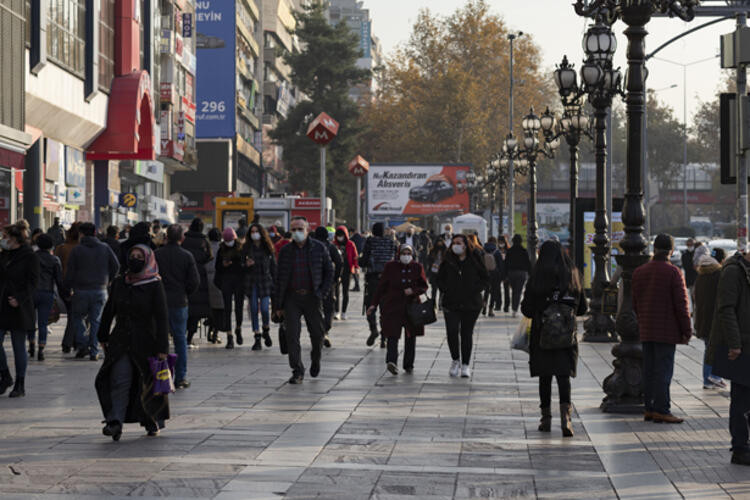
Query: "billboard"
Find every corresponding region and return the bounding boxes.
[65,146,85,188]
[367,164,471,216]
[582,211,624,290]
[196,0,235,138]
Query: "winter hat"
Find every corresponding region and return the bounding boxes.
[653,233,674,252]
[222,227,237,242]
[313,226,329,242]
[692,244,710,268]
[36,234,54,250]
[698,254,719,268]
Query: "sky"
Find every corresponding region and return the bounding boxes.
[365,0,737,125]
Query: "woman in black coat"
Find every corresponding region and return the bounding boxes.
[438,234,488,379]
[181,218,212,346]
[0,223,40,397]
[242,223,276,351]
[214,228,245,349]
[521,240,587,437]
[506,234,531,316]
[96,244,170,441]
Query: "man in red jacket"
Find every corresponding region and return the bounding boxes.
[633,233,692,424]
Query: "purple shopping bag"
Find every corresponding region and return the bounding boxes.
[148,354,178,395]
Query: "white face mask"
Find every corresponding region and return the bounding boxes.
[452,244,465,255]
[337,236,344,242]
[400,254,413,265]
[292,230,307,243]
[251,232,261,241]
[225,240,235,247]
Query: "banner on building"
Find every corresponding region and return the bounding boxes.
[65,147,85,188]
[360,20,371,59]
[366,164,471,216]
[196,0,236,138]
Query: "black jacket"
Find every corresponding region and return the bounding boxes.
[64,236,119,291]
[0,245,40,331]
[242,242,277,298]
[361,236,398,274]
[36,250,64,293]
[682,249,697,287]
[105,237,122,264]
[505,245,531,273]
[155,243,200,309]
[351,233,365,253]
[437,250,489,311]
[181,231,212,317]
[274,238,334,308]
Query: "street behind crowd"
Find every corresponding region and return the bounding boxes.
[0,290,747,499]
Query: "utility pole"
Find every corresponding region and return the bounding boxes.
[508,32,523,238]
[737,12,748,253]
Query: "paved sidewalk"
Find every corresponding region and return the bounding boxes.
[0,290,748,499]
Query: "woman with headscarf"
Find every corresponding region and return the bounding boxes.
[119,221,156,272]
[95,244,170,440]
[366,244,428,375]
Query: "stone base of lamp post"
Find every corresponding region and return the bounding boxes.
[582,313,616,342]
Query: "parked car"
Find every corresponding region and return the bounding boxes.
[408,174,455,203]
[708,238,739,256]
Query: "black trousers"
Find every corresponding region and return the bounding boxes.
[507,271,528,312]
[429,275,441,307]
[335,272,350,314]
[283,292,325,377]
[364,273,381,334]
[352,272,360,290]
[386,333,416,370]
[731,381,750,453]
[502,280,510,311]
[444,309,480,364]
[539,375,571,407]
[220,275,244,332]
[322,291,334,332]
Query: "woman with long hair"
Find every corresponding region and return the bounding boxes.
[243,223,276,350]
[521,240,587,437]
[334,226,358,320]
[214,228,245,349]
[438,234,489,378]
[96,244,170,440]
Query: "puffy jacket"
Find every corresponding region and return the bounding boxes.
[437,249,489,311]
[64,236,120,291]
[694,256,722,340]
[155,242,200,309]
[632,255,691,345]
[0,245,40,331]
[708,254,750,364]
[361,236,398,274]
[274,237,333,308]
[36,250,64,293]
[335,226,359,273]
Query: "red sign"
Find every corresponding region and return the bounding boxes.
[292,198,321,209]
[306,112,339,145]
[348,155,369,177]
[182,97,196,124]
[161,140,184,161]
[160,82,173,102]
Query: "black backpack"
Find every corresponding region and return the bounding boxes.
[539,290,577,350]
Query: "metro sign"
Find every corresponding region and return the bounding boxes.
[306,112,339,145]
[348,155,369,177]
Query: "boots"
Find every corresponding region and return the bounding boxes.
[538,407,552,432]
[225,333,235,349]
[28,341,35,358]
[0,370,13,395]
[37,345,45,361]
[262,326,272,347]
[252,334,262,351]
[9,377,25,398]
[235,327,243,346]
[560,403,574,437]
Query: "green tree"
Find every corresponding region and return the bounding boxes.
[270,1,370,224]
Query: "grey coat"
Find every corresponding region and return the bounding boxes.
[206,241,224,310]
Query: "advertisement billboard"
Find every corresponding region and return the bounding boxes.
[582,211,624,290]
[196,0,235,138]
[65,146,85,188]
[367,165,471,216]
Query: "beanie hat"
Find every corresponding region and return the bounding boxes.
[653,233,674,252]
[36,234,54,250]
[222,227,237,242]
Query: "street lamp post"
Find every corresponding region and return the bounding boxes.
[574,0,698,413]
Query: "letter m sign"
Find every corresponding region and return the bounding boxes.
[307,112,339,145]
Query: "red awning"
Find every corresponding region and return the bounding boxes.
[87,70,156,161]
[0,147,24,171]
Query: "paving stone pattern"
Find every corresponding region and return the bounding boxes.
[0,290,748,499]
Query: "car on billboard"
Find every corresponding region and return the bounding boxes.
[197,33,225,49]
[408,174,455,203]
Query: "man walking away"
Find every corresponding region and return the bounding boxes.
[47,217,65,247]
[155,224,200,389]
[105,225,121,260]
[312,226,342,347]
[632,233,691,424]
[273,217,333,384]
[682,238,697,316]
[707,247,750,465]
[361,222,398,348]
[64,222,119,360]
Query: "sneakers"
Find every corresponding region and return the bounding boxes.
[652,413,684,424]
[387,362,399,375]
[288,374,304,384]
[341,313,347,320]
[449,360,461,377]
[175,379,191,389]
[334,313,341,320]
[323,335,332,348]
[460,365,471,378]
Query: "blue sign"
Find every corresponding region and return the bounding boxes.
[196,0,236,138]
[65,146,85,188]
[182,13,193,38]
[119,192,138,208]
[360,20,371,59]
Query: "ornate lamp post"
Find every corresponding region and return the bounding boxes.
[574,0,698,413]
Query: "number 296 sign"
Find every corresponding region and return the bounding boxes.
[201,100,226,113]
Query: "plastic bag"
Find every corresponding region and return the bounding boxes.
[149,354,177,395]
[511,317,531,354]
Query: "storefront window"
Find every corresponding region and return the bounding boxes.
[99,0,115,91]
[47,0,86,77]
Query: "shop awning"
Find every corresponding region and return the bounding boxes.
[87,71,156,161]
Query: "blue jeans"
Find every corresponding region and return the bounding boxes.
[72,289,107,355]
[168,306,188,382]
[642,341,676,415]
[33,290,55,346]
[247,284,270,332]
[0,330,28,379]
[730,381,750,453]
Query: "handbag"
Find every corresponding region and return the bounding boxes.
[406,295,437,327]
[511,317,531,353]
[148,354,177,396]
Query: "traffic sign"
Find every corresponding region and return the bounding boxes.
[306,112,339,145]
[348,155,369,177]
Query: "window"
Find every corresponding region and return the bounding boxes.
[99,0,115,91]
[47,0,86,77]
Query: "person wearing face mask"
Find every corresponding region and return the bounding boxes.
[273,217,334,384]
[361,223,399,347]
[267,225,281,244]
[96,244,170,440]
[0,224,40,397]
[367,244,428,375]
[334,226,358,320]
[505,234,531,317]
[440,224,453,247]
[242,224,277,351]
[214,228,245,349]
[349,230,365,292]
[312,226,343,347]
[438,234,489,378]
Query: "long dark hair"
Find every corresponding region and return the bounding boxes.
[444,233,479,266]
[248,223,274,255]
[529,240,581,297]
